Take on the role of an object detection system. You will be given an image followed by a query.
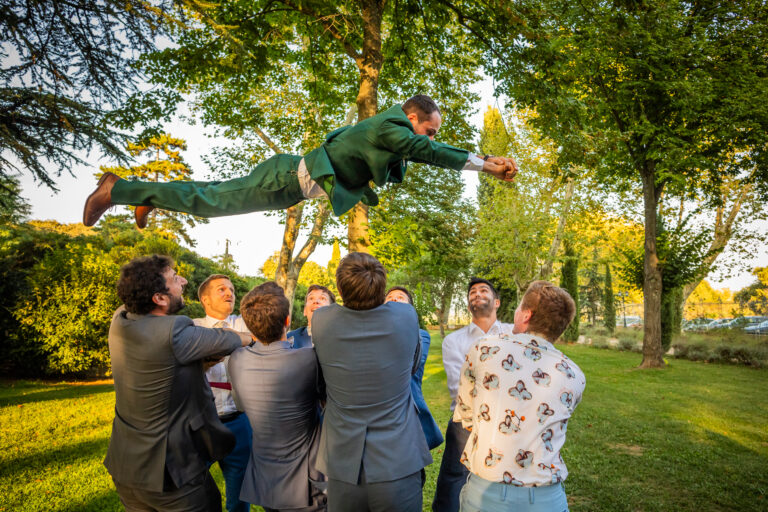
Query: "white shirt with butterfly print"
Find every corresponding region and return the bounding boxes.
[443,320,514,411]
[453,332,585,487]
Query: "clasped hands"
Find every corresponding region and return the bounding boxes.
[482,156,519,182]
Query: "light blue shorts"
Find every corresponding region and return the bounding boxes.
[460,473,569,512]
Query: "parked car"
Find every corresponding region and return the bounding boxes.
[727,316,768,330]
[704,318,734,331]
[616,315,642,327]
[745,320,768,335]
[683,318,715,332]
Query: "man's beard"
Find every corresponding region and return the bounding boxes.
[469,298,494,317]
[167,294,185,315]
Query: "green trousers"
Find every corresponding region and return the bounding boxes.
[111,154,306,217]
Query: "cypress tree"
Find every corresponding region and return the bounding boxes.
[560,240,579,342]
[603,264,616,334]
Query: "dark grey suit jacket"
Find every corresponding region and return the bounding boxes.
[312,302,432,484]
[104,306,242,492]
[228,340,325,508]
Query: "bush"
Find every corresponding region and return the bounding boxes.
[619,339,635,351]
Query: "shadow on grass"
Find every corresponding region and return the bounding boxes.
[0,383,114,407]
[52,490,122,512]
[0,436,110,480]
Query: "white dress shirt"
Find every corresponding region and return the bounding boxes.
[442,319,514,410]
[193,314,249,416]
[453,333,586,486]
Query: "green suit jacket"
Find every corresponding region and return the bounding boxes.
[304,104,470,216]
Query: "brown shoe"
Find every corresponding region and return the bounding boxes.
[83,172,121,226]
[135,205,155,229]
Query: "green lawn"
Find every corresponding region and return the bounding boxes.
[1,333,767,511]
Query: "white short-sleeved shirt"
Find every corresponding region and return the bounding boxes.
[442,320,514,410]
[453,333,585,487]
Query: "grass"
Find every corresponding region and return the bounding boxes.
[2,333,767,511]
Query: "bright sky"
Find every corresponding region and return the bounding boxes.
[16,78,767,292]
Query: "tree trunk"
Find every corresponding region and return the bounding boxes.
[539,177,575,280]
[438,287,453,338]
[347,0,384,252]
[283,201,332,308]
[275,203,304,291]
[639,162,665,368]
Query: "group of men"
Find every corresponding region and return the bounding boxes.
[96,93,584,512]
[104,251,584,512]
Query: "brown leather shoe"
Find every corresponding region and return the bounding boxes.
[82,172,121,226]
[134,205,155,229]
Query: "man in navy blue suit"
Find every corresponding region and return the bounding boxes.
[385,286,444,451]
[287,285,336,349]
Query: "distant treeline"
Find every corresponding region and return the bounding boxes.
[0,215,307,378]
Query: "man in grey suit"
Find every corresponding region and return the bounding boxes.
[312,252,432,512]
[228,282,326,512]
[104,255,252,511]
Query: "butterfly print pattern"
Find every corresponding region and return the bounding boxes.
[508,380,532,400]
[536,403,555,424]
[483,373,500,390]
[498,409,525,434]
[453,332,585,486]
[502,472,524,486]
[479,345,500,361]
[532,368,551,386]
[555,360,575,378]
[541,429,554,451]
[515,449,534,468]
[485,449,503,467]
[501,354,521,372]
[524,346,542,361]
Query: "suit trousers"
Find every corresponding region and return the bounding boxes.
[113,470,221,512]
[217,413,252,512]
[110,154,305,218]
[432,420,470,512]
[327,468,422,512]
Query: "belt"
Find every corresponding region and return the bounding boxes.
[219,411,243,423]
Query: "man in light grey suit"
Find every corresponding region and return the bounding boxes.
[312,252,431,512]
[104,255,252,511]
[228,282,327,512]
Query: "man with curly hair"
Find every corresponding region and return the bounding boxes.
[104,255,252,512]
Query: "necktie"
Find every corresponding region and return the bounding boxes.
[213,320,229,329]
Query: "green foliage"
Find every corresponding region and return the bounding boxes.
[560,240,579,342]
[0,0,180,189]
[603,264,616,335]
[0,216,257,377]
[660,287,683,352]
[370,163,475,330]
[14,243,121,374]
[99,133,207,246]
[619,217,714,292]
[459,0,768,362]
[735,267,768,315]
[0,175,31,224]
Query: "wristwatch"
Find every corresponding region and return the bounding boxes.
[483,155,493,161]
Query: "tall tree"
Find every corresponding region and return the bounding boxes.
[455,0,768,367]
[144,0,481,251]
[474,107,582,296]
[99,134,206,246]
[0,0,179,189]
[603,264,616,335]
[560,239,579,342]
